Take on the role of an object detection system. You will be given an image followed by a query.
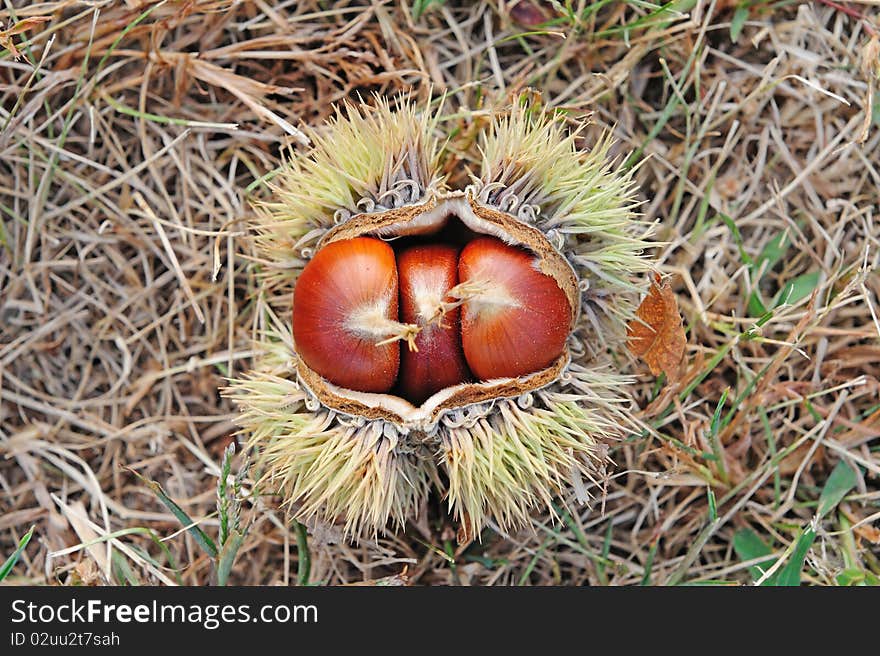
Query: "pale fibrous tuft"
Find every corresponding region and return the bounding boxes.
[229,95,654,541]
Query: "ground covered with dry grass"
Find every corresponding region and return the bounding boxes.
[1,0,878,586]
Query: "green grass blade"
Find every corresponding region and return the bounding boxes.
[707,388,730,484]
[817,460,859,520]
[736,462,856,586]
[111,549,141,586]
[0,525,35,581]
[836,568,880,586]
[596,521,613,586]
[518,537,552,585]
[707,487,718,523]
[126,467,217,558]
[215,529,246,586]
[94,1,166,77]
[295,521,311,586]
[718,213,754,266]
[732,528,774,582]
[748,230,791,315]
[730,6,749,43]
[766,527,816,586]
[412,0,444,20]
[52,526,182,585]
[774,270,820,308]
[755,230,790,272]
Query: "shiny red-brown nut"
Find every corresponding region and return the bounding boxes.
[458,237,572,380]
[397,244,471,404]
[293,237,400,393]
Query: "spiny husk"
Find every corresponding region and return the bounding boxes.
[232,339,432,539]
[441,367,633,537]
[252,96,444,298]
[231,96,653,540]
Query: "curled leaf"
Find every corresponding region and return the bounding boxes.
[0,16,51,60]
[627,274,686,382]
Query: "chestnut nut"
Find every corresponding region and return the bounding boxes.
[292,234,573,405]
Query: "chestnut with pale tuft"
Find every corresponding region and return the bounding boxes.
[292,237,412,393]
[397,244,471,404]
[458,237,572,380]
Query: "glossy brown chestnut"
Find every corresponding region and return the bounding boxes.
[397,244,471,404]
[292,237,401,393]
[458,237,572,380]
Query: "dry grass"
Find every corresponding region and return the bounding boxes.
[1,0,878,586]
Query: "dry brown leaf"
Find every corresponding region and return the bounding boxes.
[841,506,880,545]
[627,273,686,382]
[858,36,879,144]
[509,1,550,27]
[855,522,880,545]
[343,567,410,586]
[0,16,51,60]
